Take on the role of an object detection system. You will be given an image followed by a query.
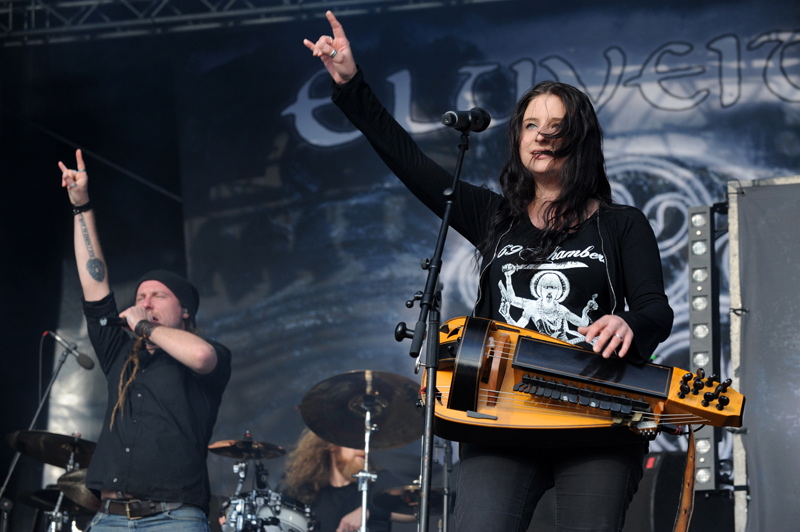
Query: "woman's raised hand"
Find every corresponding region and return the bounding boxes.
[302,11,357,84]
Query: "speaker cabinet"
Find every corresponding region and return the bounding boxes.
[623,452,685,532]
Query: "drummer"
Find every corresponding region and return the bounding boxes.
[58,150,232,531]
[279,429,415,532]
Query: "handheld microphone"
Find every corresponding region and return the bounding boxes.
[44,331,95,370]
[441,107,491,133]
[99,316,130,328]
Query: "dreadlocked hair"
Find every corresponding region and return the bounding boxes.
[108,319,198,430]
[109,336,146,430]
[478,80,613,264]
[280,429,336,505]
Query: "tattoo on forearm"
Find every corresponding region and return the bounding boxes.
[77,213,106,282]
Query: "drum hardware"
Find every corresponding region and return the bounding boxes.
[373,483,445,516]
[208,432,286,461]
[300,370,423,532]
[4,430,98,531]
[434,437,454,532]
[222,489,315,532]
[212,432,314,532]
[374,440,453,529]
[18,488,90,516]
[258,494,315,532]
[299,370,423,451]
[6,430,95,470]
[56,469,100,514]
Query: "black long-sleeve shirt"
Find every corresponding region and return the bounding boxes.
[83,292,231,513]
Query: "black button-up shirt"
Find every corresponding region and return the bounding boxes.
[83,292,231,513]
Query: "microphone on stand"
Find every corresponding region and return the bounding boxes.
[43,331,94,370]
[441,107,491,133]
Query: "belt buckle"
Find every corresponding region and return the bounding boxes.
[125,500,143,520]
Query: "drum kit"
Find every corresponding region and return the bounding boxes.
[1,370,447,532]
[210,432,314,532]
[4,429,100,531]
[212,369,452,532]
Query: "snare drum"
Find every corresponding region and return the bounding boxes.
[258,493,315,532]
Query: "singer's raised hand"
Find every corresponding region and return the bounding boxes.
[58,149,90,207]
[303,11,357,84]
[60,147,110,301]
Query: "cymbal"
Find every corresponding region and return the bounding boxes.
[7,430,96,468]
[300,370,423,450]
[19,486,95,515]
[373,485,445,515]
[57,469,101,513]
[208,439,286,460]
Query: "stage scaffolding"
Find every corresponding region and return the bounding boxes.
[1,0,515,46]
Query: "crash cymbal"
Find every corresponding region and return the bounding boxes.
[373,485,445,515]
[18,487,94,515]
[300,370,423,450]
[57,469,101,513]
[7,430,95,468]
[208,439,286,460]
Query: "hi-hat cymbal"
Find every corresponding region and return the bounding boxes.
[19,486,95,515]
[300,370,423,450]
[57,469,101,513]
[373,485,445,515]
[208,439,286,460]
[7,430,96,468]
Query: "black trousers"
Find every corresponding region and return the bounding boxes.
[453,441,647,532]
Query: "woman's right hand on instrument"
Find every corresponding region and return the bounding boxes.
[303,11,357,84]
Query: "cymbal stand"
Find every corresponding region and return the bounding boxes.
[0,345,74,532]
[396,128,473,532]
[435,438,454,532]
[232,460,248,497]
[46,437,85,532]
[355,402,377,532]
[44,491,68,532]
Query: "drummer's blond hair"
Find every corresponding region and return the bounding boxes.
[280,428,335,504]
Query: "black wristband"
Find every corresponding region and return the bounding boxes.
[72,201,93,215]
[134,320,162,339]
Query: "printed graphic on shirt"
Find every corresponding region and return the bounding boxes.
[496,244,604,345]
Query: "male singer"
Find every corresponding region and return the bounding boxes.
[59,149,231,531]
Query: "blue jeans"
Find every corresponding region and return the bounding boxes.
[453,442,646,532]
[86,505,211,531]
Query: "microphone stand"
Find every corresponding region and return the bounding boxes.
[0,347,73,532]
[396,129,473,532]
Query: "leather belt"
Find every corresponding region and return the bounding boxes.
[101,498,185,520]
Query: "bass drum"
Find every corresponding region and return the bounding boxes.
[258,494,316,532]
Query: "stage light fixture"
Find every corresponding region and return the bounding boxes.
[692,296,709,311]
[692,351,711,368]
[696,467,713,484]
[687,206,722,491]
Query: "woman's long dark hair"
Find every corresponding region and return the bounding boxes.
[478,81,613,261]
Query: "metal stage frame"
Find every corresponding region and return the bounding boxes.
[1,0,515,46]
